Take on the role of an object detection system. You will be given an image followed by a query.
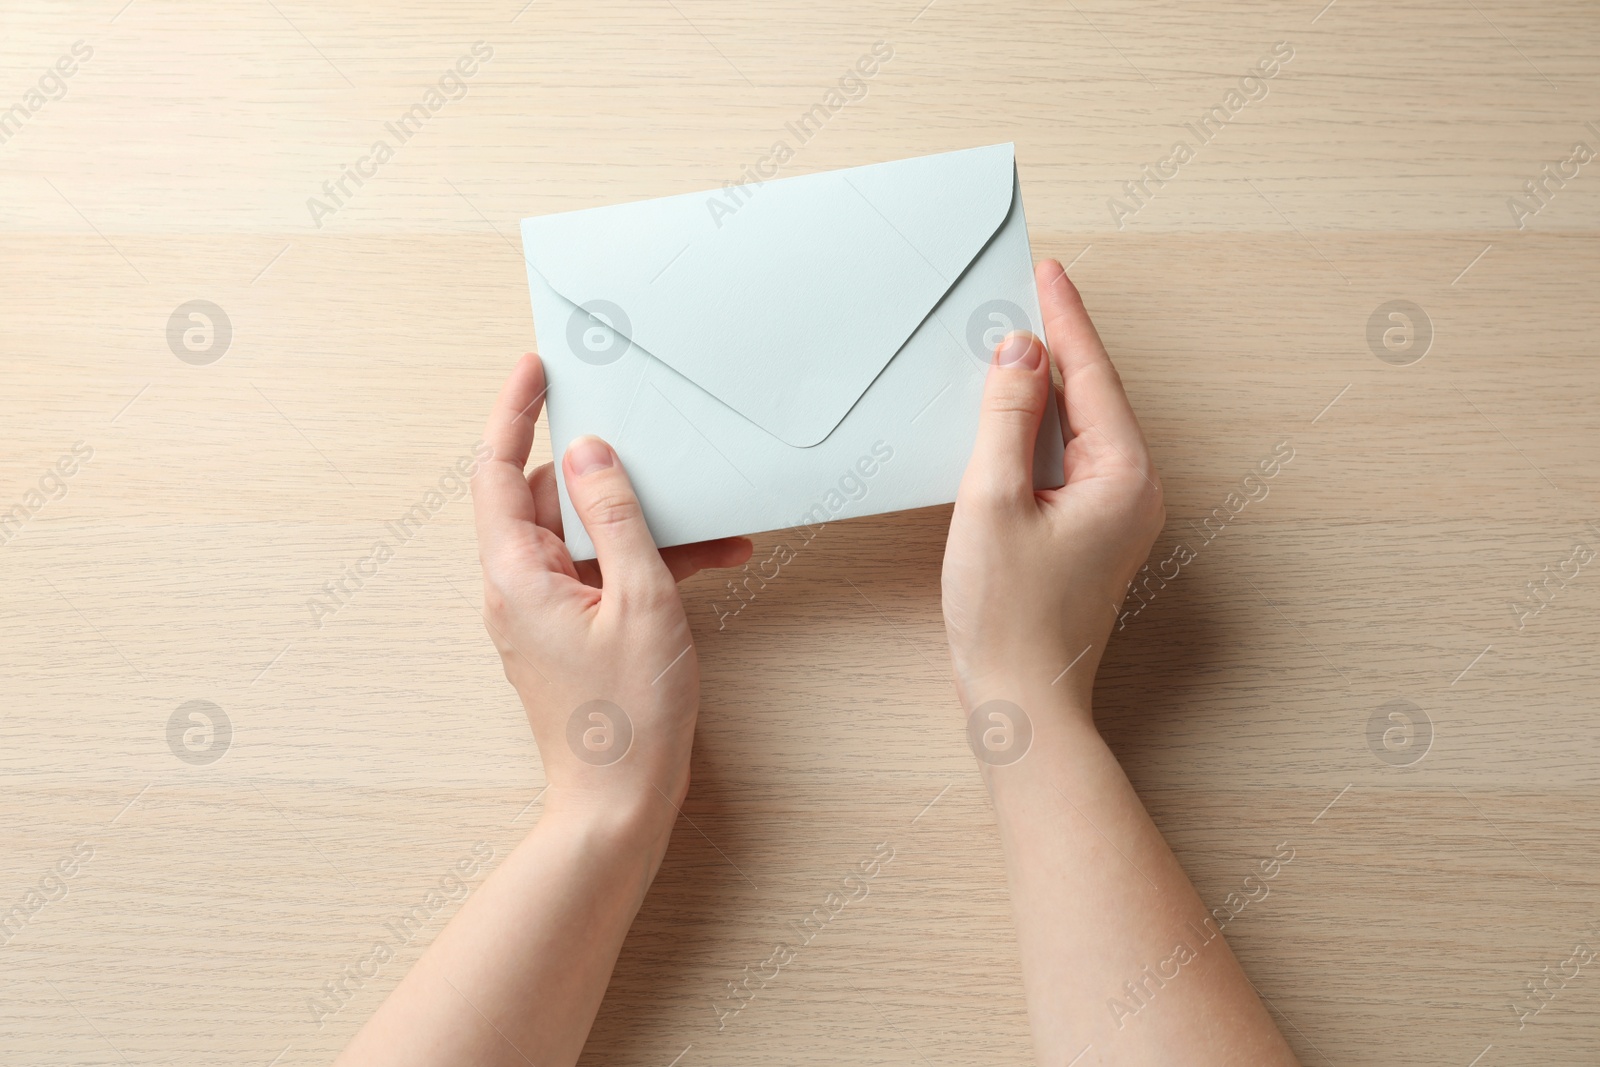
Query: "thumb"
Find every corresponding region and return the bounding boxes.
[961,331,1050,509]
[563,436,673,601]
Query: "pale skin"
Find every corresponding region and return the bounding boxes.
[334,260,1298,1067]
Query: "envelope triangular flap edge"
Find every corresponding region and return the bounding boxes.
[522,144,1018,447]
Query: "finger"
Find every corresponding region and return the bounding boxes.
[660,537,753,583]
[562,436,675,602]
[1036,260,1150,459]
[473,354,544,532]
[960,330,1051,509]
[1048,377,1084,482]
[531,461,737,588]
[530,462,607,587]
[471,354,569,575]
[527,461,564,540]
[484,352,547,472]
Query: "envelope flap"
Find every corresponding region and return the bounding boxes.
[521,144,1017,447]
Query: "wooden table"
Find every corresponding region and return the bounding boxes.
[3,2,1597,1064]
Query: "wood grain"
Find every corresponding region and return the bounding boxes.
[2,1,1597,1064]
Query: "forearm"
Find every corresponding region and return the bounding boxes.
[980,685,1296,1066]
[336,797,674,1067]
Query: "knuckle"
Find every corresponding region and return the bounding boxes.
[581,488,642,532]
[639,578,681,612]
[479,572,519,635]
[1079,359,1124,396]
[1135,476,1166,533]
[615,573,679,615]
[962,470,1029,513]
[983,381,1042,422]
[1146,494,1167,535]
[482,579,509,620]
[1142,469,1164,506]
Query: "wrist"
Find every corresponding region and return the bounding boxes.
[951,638,1105,718]
[959,677,1099,771]
[539,780,683,861]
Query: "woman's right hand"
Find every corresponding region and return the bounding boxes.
[940,259,1166,719]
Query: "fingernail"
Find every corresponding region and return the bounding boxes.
[566,436,613,477]
[996,332,1042,370]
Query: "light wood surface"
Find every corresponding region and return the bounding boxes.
[3,2,1598,1064]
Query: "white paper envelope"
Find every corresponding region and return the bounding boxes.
[519,143,1064,560]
